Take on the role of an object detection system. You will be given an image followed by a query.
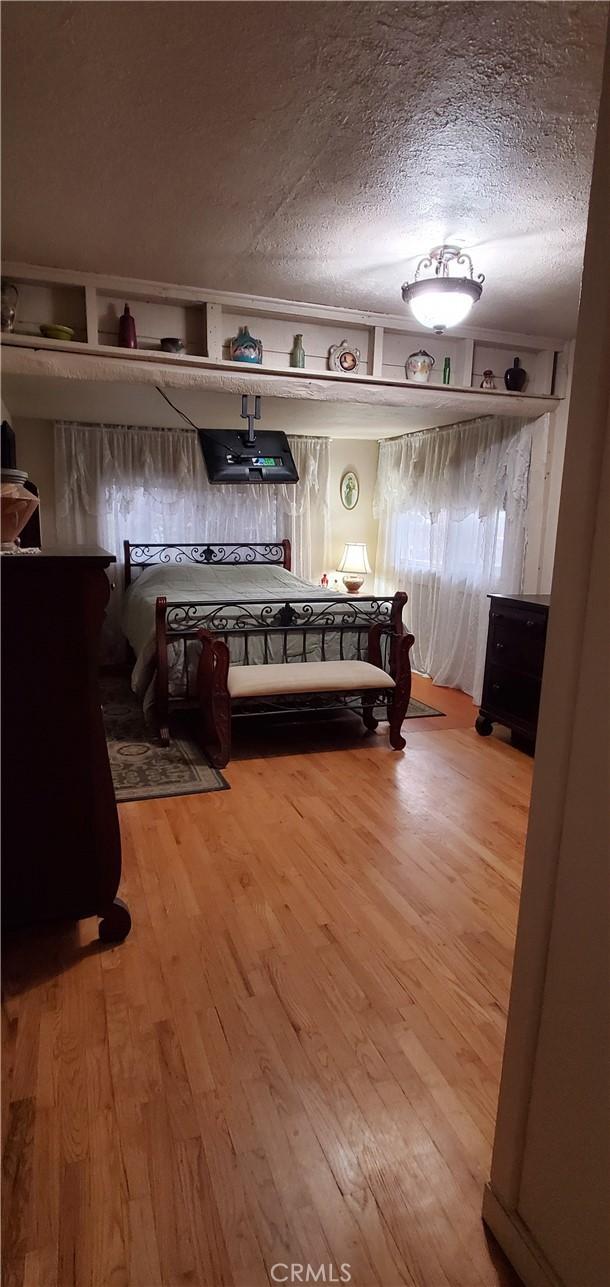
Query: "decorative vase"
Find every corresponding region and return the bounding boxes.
[1,281,18,333]
[229,326,263,364]
[160,337,185,354]
[504,356,527,391]
[0,469,40,548]
[290,334,305,368]
[118,304,137,349]
[406,349,435,383]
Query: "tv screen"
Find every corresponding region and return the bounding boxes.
[198,429,299,484]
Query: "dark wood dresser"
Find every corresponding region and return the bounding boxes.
[476,593,550,748]
[1,548,131,941]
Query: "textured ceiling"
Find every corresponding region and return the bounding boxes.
[2,2,607,338]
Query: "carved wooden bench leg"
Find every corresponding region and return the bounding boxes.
[389,633,415,751]
[206,690,231,768]
[197,629,232,768]
[155,595,170,745]
[362,696,379,732]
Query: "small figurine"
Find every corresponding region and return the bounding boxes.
[229,326,263,364]
[504,356,527,391]
[320,572,329,588]
[480,369,496,390]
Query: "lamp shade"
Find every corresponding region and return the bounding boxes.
[337,542,372,575]
[407,284,478,332]
[401,246,485,333]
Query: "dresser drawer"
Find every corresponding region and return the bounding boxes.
[489,608,547,676]
[482,663,542,727]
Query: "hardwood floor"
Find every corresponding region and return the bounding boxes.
[2,683,530,1287]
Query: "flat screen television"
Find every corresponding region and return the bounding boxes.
[198,429,299,484]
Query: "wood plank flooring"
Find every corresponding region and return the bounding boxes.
[2,681,531,1287]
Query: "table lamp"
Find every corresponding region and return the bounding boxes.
[337,542,372,593]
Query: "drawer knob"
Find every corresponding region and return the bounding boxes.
[495,642,504,651]
[492,682,501,691]
[526,619,536,627]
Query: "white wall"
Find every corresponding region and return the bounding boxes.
[328,438,379,592]
[483,37,610,1287]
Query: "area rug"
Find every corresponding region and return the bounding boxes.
[404,697,444,719]
[101,676,229,803]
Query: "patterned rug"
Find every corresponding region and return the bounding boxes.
[101,677,229,803]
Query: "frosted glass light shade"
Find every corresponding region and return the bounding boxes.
[337,542,372,575]
[408,287,476,332]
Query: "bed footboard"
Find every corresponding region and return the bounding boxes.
[155,595,170,745]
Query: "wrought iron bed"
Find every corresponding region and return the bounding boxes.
[123,539,407,745]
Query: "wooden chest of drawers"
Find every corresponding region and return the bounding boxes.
[476,593,550,747]
[1,548,131,941]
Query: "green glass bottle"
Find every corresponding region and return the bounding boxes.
[290,334,306,368]
[442,356,451,385]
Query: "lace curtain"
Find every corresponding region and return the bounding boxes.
[54,421,330,654]
[373,416,536,701]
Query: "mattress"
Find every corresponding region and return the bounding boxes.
[122,562,388,715]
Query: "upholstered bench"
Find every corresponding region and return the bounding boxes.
[196,626,415,768]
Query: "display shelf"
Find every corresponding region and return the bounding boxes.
[1,260,568,401]
[1,335,561,429]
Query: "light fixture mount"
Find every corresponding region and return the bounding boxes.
[401,244,485,333]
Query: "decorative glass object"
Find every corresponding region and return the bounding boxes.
[1,281,19,333]
[118,304,137,349]
[504,357,527,391]
[442,356,451,385]
[0,470,40,549]
[229,326,263,364]
[290,334,305,368]
[406,349,435,383]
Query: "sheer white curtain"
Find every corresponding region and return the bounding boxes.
[54,421,329,653]
[374,416,534,701]
[281,435,330,582]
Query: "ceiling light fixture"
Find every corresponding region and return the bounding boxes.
[401,245,485,333]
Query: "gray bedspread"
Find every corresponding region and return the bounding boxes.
[123,563,383,715]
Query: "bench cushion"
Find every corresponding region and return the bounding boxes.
[227,659,395,699]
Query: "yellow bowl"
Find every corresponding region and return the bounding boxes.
[40,324,74,341]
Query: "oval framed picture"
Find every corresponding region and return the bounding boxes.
[340,470,359,511]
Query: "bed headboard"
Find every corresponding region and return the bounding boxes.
[123,539,291,586]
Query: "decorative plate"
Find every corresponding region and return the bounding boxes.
[328,339,360,374]
[340,470,359,510]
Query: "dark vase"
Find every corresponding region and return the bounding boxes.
[504,356,527,391]
[118,303,137,349]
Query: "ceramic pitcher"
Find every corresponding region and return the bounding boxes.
[406,349,435,383]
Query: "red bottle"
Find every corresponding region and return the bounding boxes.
[118,303,137,349]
